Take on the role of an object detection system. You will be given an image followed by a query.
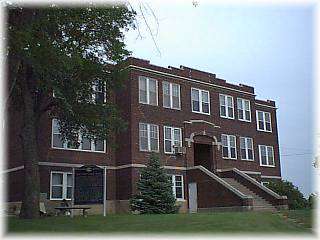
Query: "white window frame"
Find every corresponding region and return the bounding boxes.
[163,81,181,110]
[92,80,107,104]
[139,123,159,152]
[51,119,106,153]
[221,134,237,160]
[139,76,158,106]
[258,145,275,167]
[237,98,251,122]
[171,175,184,200]
[261,181,270,186]
[50,171,72,200]
[256,110,272,132]
[191,88,210,115]
[163,126,182,154]
[219,94,234,119]
[240,137,254,161]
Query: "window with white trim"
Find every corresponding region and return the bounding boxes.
[92,80,106,104]
[220,94,234,119]
[50,172,72,200]
[52,119,106,153]
[261,181,270,186]
[240,137,254,161]
[139,76,158,106]
[164,126,182,154]
[171,175,184,200]
[191,88,210,114]
[139,123,159,152]
[221,134,237,159]
[256,111,272,132]
[259,145,275,167]
[163,81,181,110]
[237,98,251,122]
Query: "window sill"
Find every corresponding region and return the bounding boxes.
[257,129,272,133]
[51,147,106,154]
[192,110,210,116]
[50,198,72,201]
[176,199,186,202]
[241,159,255,162]
[220,115,235,120]
[238,119,251,123]
[163,106,181,111]
[139,101,159,107]
[139,149,160,153]
[260,165,276,168]
[222,157,237,160]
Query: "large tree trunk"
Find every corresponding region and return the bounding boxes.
[19,63,40,219]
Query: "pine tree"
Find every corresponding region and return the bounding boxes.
[130,154,178,214]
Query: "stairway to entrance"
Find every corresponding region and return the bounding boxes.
[222,178,277,212]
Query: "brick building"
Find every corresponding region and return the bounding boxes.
[6,57,287,214]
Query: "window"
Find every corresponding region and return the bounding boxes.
[171,175,184,200]
[164,126,182,154]
[52,119,106,153]
[93,80,106,104]
[50,172,72,200]
[221,134,237,159]
[139,76,158,106]
[139,123,159,152]
[261,181,270,186]
[163,81,181,110]
[191,88,210,114]
[220,94,234,119]
[256,111,272,132]
[240,137,254,161]
[237,98,251,122]
[259,145,275,167]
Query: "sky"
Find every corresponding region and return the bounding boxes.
[125,1,316,196]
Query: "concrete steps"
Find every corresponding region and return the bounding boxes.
[222,178,277,212]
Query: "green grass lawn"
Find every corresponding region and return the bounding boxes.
[6,210,314,234]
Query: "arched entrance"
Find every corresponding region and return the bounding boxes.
[186,130,221,172]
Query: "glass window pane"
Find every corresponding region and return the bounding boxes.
[140,137,148,151]
[67,174,73,186]
[265,113,271,122]
[244,100,250,111]
[81,136,91,150]
[228,107,234,118]
[53,134,64,148]
[221,135,228,146]
[164,127,172,139]
[172,84,179,97]
[150,138,158,151]
[52,119,60,134]
[240,138,245,149]
[241,149,247,159]
[219,95,225,106]
[52,173,63,185]
[247,138,253,149]
[229,136,236,147]
[220,106,226,116]
[245,110,251,121]
[222,147,229,158]
[258,111,264,121]
[230,148,236,158]
[238,109,244,120]
[163,82,170,95]
[172,96,180,109]
[94,140,104,152]
[173,129,181,142]
[139,77,147,103]
[175,187,183,198]
[237,99,243,110]
[259,121,264,130]
[202,102,209,113]
[202,91,209,103]
[66,187,72,199]
[52,186,63,199]
[191,89,199,101]
[266,122,271,131]
[192,100,200,112]
[227,96,233,107]
[248,149,253,160]
[165,140,172,153]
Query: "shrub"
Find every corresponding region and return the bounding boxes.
[266,180,308,209]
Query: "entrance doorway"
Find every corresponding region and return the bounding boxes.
[194,143,213,171]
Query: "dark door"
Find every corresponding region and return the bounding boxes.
[194,143,213,171]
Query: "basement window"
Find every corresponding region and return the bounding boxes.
[171,175,184,200]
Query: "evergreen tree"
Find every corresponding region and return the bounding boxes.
[130,154,178,214]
